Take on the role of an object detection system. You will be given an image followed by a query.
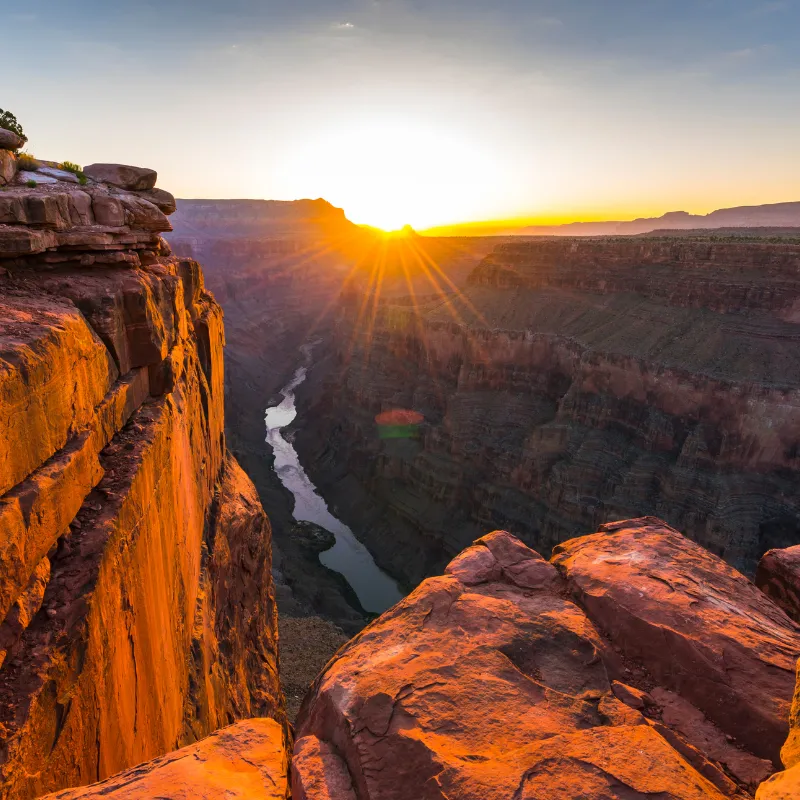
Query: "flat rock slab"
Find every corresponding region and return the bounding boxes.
[17,169,57,184]
[40,719,289,799]
[37,166,80,183]
[552,517,800,767]
[83,163,157,190]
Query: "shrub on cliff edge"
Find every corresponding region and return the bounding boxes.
[61,161,89,185]
[17,153,40,171]
[0,109,25,141]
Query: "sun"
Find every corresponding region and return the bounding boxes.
[276,114,501,231]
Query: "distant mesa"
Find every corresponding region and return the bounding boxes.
[515,201,800,237]
[168,198,357,240]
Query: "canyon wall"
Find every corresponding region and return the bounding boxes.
[168,204,374,637]
[0,165,284,798]
[296,237,800,586]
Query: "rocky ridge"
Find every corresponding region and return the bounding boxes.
[516,201,800,236]
[0,150,285,798]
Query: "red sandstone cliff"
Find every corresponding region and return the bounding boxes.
[0,161,285,797]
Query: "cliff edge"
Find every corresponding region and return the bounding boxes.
[0,155,285,798]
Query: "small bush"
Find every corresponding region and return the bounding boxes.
[60,160,89,185]
[25,179,37,188]
[17,153,39,171]
[0,109,25,140]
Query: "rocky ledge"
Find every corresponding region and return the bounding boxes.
[40,719,290,800]
[0,159,176,266]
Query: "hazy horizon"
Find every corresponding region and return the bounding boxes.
[6,0,800,230]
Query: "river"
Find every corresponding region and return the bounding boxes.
[264,346,403,614]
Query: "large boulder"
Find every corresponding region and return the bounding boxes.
[551,518,800,767]
[0,129,24,150]
[83,163,157,190]
[757,546,800,624]
[40,719,289,799]
[294,528,752,799]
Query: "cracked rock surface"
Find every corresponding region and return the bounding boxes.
[294,520,800,799]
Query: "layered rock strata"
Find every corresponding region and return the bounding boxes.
[294,518,800,799]
[296,238,800,585]
[0,165,283,798]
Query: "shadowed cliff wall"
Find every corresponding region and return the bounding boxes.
[295,238,800,585]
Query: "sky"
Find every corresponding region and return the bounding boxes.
[4,0,800,230]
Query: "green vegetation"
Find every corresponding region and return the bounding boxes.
[17,153,40,171]
[25,179,37,188]
[60,160,89,185]
[0,109,25,141]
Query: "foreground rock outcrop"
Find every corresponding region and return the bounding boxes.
[296,237,800,587]
[20,516,800,799]
[41,719,289,800]
[0,161,284,797]
[294,518,800,798]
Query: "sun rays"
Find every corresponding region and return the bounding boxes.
[258,219,496,412]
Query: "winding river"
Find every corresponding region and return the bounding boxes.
[264,346,403,614]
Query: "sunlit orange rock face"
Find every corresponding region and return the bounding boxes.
[39,719,289,800]
[294,519,800,799]
[0,172,283,798]
[757,661,800,799]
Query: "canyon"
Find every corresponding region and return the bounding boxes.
[167,204,498,633]
[2,141,800,800]
[296,236,800,589]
